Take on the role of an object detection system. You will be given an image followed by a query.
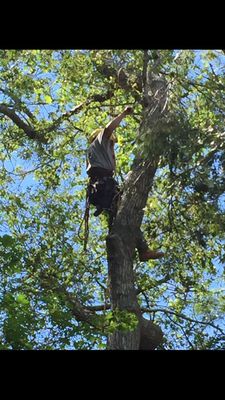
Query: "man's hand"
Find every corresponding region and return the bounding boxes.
[124,106,133,115]
[105,106,133,137]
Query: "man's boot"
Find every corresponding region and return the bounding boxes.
[94,207,103,217]
[138,249,165,261]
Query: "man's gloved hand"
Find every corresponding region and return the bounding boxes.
[124,106,133,115]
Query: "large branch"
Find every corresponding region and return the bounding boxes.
[86,304,111,311]
[0,89,115,143]
[65,291,101,327]
[40,276,105,332]
[0,87,35,122]
[95,62,142,102]
[0,103,47,143]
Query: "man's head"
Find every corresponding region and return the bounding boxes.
[89,129,118,144]
[89,129,102,143]
[110,134,118,144]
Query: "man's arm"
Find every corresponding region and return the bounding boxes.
[104,106,133,139]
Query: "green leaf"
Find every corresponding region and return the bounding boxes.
[0,234,15,247]
[16,293,29,305]
[0,49,225,350]
[44,95,52,104]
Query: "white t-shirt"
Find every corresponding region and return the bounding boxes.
[86,129,116,173]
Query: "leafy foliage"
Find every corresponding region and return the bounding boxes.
[0,50,225,349]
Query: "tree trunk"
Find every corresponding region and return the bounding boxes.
[106,60,168,349]
[106,157,163,349]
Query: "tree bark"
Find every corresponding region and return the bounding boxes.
[106,57,168,350]
[106,156,163,349]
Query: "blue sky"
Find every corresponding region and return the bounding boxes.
[1,50,225,349]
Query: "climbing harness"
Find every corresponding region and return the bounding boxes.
[78,175,121,251]
[78,185,91,252]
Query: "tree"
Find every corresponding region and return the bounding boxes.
[0,49,225,350]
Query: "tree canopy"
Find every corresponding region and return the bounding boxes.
[0,49,225,349]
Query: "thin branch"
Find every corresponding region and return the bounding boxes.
[166,72,225,114]
[43,90,115,134]
[141,307,224,335]
[136,274,171,295]
[171,136,225,183]
[43,102,85,133]
[166,313,195,349]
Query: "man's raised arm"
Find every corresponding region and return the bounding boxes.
[104,106,133,139]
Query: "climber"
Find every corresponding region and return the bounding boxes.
[86,106,164,261]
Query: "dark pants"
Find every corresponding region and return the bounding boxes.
[87,168,119,224]
[87,167,149,253]
[89,176,119,211]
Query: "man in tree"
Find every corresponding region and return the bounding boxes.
[86,106,164,261]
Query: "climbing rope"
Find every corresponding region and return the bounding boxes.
[78,185,90,252]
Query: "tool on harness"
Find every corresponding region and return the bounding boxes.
[88,176,120,217]
[78,175,120,251]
